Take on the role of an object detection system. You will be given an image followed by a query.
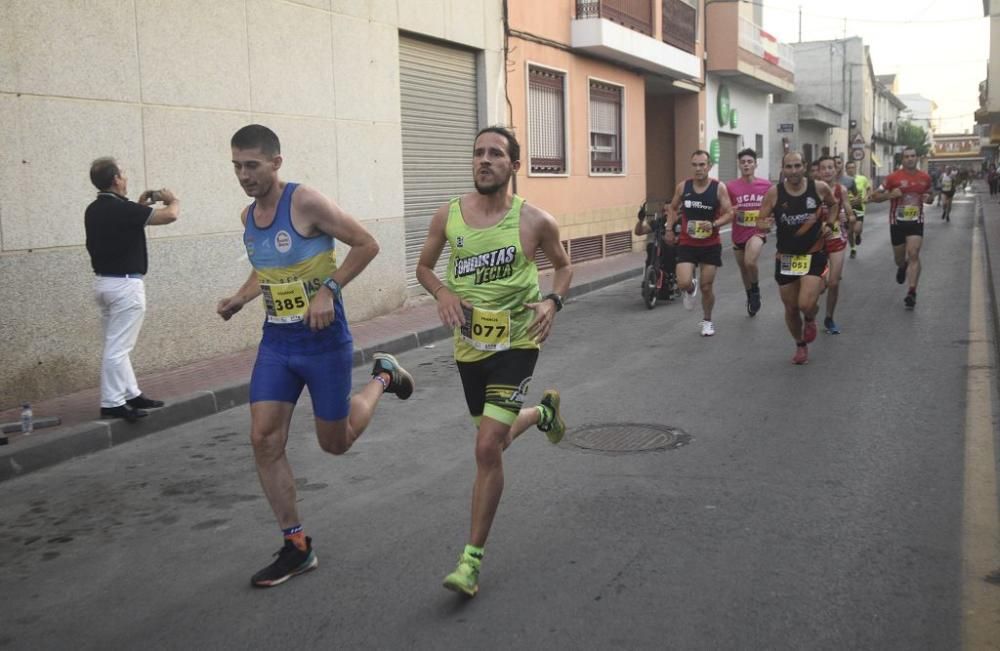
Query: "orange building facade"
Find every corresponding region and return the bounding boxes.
[506,0,705,262]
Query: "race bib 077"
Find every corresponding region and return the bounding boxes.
[460,306,511,352]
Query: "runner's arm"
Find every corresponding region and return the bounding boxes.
[815,181,837,235]
[713,183,734,228]
[870,178,899,202]
[843,191,857,227]
[217,206,262,321]
[416,203,468,328]
[524,204,572,343]
[294,185,380,331]
[756,186,777,232]
[297,185,379,290]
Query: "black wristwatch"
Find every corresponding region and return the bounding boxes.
[544,293,564,312]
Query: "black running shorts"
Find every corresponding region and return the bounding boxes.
[774,251,829,286]
[457,348,539,426]
[676,244,723,267]
[890,222,924,246]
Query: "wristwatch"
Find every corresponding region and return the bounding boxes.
[323,277,342,299]
[544,293,564,312]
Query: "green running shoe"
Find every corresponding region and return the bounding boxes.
[443,554,480,597]
[536,389,566,444]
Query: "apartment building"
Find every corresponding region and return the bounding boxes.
[506,0,703,262]
[705,0,794,181]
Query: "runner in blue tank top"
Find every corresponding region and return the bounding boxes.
[216,125,415,588]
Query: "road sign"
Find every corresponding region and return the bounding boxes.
[778,123,794,133]
[851,148,865,161]
[852,133,866,146]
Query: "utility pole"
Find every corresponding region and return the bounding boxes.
[843,17,847,39]
[798,5,802,42]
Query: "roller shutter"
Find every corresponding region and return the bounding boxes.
[717,133,739,182]
[399,36,479,288]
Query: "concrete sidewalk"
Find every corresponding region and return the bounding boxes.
[0,252,643,481]
[976,182,1000,394]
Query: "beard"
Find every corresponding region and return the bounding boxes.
[474,170,510,195]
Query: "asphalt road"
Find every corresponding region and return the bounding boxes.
[0,193,992,650]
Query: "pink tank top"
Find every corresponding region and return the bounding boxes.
[726,177,772,245]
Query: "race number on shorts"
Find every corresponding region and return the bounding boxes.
[779,254,811,276]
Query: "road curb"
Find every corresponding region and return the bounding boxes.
[976,194,1000,396]
[0,266,640,482]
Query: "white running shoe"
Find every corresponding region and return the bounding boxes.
[683,278,699,310]
[700,320,715,337]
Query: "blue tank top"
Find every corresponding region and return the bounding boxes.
[243,183,351,349]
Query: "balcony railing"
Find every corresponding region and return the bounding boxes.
[576,0,653,37]
[662,0,697,54]
[738,16,794,74]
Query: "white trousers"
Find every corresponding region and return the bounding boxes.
[94,277,146,408]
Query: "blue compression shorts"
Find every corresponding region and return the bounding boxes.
[249,322,353,421]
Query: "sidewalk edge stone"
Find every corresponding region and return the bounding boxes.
[0,264,641,483]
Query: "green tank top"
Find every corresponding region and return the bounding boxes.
[445,195,541,363]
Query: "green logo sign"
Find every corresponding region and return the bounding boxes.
[709,138,720,165]
[717,85,731,125]
[729,108,738,129]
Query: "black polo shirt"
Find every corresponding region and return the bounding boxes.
[85,192,154,275]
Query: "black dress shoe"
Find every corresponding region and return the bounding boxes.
[100,405,148,422]
[127,394,164,409]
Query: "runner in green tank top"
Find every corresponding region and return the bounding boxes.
[416,127,573,598]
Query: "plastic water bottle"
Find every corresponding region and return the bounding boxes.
[20,403,33,435]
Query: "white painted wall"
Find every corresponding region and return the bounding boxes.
[0,0,505,406]
[705,74,772,179]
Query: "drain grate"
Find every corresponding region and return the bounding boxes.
[564,423,690,453]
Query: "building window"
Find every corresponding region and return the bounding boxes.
[589,80,623,174]
[755,134,764,160]
[528,66,567,174]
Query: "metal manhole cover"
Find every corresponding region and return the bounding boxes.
[565,423,690,453]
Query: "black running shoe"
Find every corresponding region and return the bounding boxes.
[748,288,761,317]
[251,537,318,588]
[904,293,916,309]
[127,394,164,409]
[896,262,908,285]
[371,352,414,399]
